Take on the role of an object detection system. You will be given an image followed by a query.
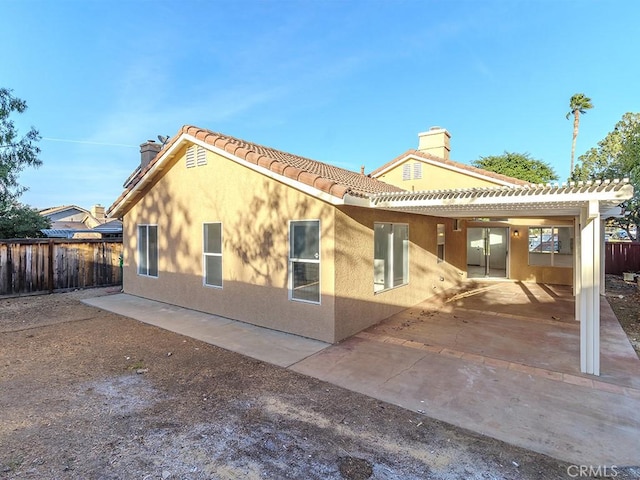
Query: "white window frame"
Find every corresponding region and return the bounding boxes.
[528,226,573,268]
[374,222,409,293]
[137,224,158,277]
[288,219,321,304]
[203,222,223,288]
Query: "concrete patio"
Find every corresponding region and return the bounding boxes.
[293,281,640,466]
[85,282,640,466]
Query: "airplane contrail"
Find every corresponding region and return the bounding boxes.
[42,137,137,148]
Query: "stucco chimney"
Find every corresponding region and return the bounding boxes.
[418,126,451,160]
[140,140,162,169]
[91,204,105,220]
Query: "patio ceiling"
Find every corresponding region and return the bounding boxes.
[367,179,634,218]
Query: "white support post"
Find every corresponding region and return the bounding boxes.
[600,219,606,296]
[574,217,581,321]
[580,201,601,375]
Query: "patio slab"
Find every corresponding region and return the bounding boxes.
[292,282,640,466]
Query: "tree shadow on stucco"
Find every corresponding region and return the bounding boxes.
[216,179,332,287]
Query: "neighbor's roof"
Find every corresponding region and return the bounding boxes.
[109,125,402,216]
[370,149,531,187]
[40,205,90,216]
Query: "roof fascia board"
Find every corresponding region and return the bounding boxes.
[109,135,188,217]
[372,154,519,187]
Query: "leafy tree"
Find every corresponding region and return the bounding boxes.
[0,201,50,238]
[572,112,640,240]
[0,88,44,238]
[566,93,593,175]
[0,88,41,204]
[471,152,559,184]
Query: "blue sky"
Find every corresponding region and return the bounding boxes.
[3,0,639,211]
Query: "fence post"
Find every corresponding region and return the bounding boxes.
[48,239,55,293]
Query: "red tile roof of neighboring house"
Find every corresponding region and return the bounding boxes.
[370,149,531,187]
[109,126,403,216]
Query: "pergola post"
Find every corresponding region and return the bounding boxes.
[579,200,601,375]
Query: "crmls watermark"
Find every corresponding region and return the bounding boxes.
[567,465,619,477]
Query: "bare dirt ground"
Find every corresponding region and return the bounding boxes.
[1,285,638,480]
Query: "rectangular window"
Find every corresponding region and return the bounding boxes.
[289,220,320,303]
[413,162,422,180]
[528,226,573,267]
[402,163,411,181]
[374,223,409,293]
[137,225,158,277]
[437,223,445,263]
[203,223,222,287]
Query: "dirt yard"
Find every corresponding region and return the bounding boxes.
[1,284,638,479]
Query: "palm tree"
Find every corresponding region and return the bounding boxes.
[566,93,593,175]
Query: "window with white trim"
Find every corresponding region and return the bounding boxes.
[374,223,409,292]
[437,223,445,263]
[528,226,573,267]
[203,223,222,287]
[289,220,320,303]
[137,225,158,277]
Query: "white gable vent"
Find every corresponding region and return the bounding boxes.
[186,146,196,168]
[196,146,207,166]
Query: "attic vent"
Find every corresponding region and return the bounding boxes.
[402,163,411,181]
[186,146,196,168]
[196,146,207,166]
[413,162,422,180]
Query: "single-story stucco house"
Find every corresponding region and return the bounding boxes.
[108,125,633,376]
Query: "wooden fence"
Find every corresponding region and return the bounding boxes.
[0,239,122,296]
[605,242,640,275]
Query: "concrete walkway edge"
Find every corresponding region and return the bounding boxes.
[82,293,329,368]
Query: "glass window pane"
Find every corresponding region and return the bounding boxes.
[374,223,408,291]
[148,226,158,276]
[393,224,408,286]
[138,226,148,275]
[291,221,319,260]
[205,255,222,287]
[204,223,222,254]
[292,262,320,302]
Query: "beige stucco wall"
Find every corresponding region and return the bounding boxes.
[508,219,574,285]
[122,144,337,342]
[376,158,504,191]
[332,206,467,340]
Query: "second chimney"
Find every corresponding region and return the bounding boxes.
[91,204,105,220]
[418,126,451,160]
[140,140,162,170]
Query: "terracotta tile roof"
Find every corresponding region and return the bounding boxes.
[109,126,402,216]
[370,149,531,187]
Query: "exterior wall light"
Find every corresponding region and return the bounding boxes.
[513,230,520,237]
